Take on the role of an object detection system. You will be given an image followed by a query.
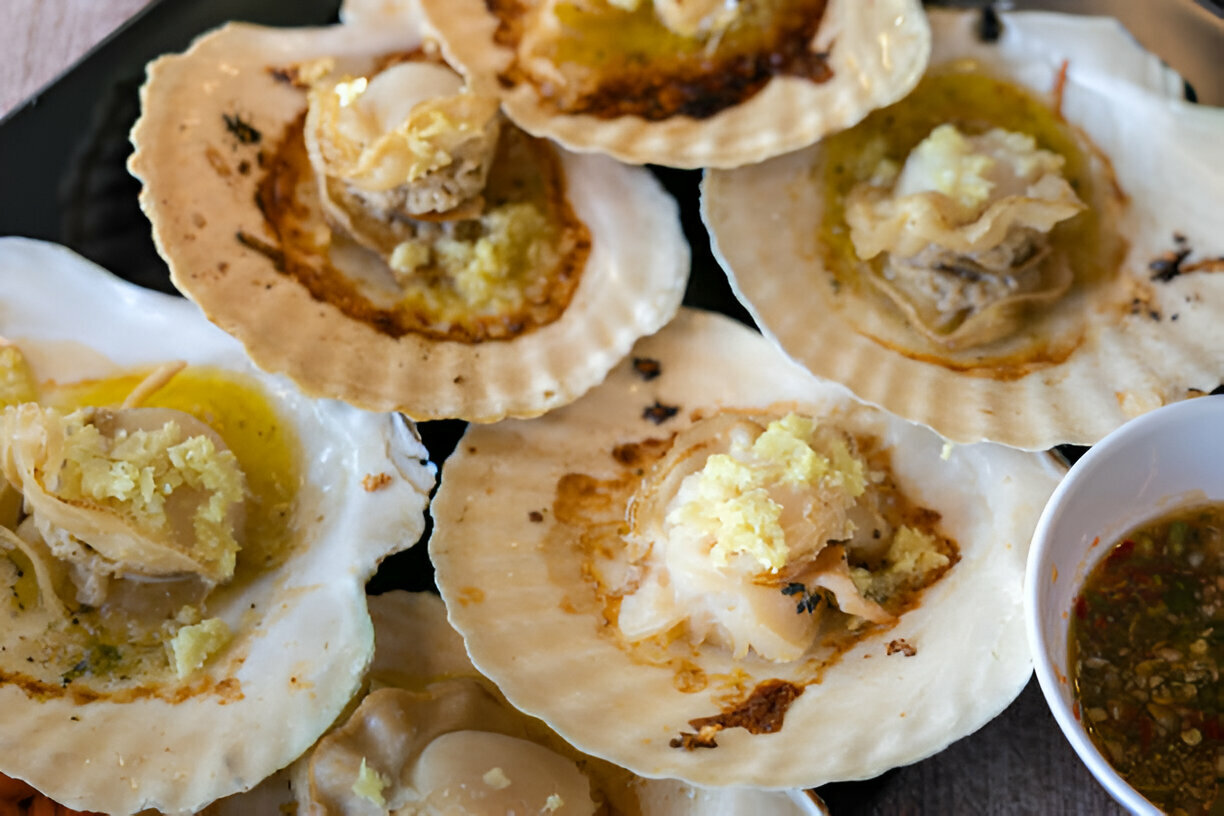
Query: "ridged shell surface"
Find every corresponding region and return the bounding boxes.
[283,592,822,815]
[419,0,930,169]
[704,10,1224,449]
[129,19,688,422]
[430,308,1062,788]
[0,239,434,815]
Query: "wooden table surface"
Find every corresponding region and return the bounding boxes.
[1,0,151,118]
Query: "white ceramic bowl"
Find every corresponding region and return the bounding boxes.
[1026,395,1224,814]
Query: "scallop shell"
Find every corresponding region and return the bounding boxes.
[338,0,426,28]
[418,0,931,169]
[290,592,822,815]
[704,10,1224,450]
[129,18,688,422]
[429,308,1062,788]
[0,238,434,815]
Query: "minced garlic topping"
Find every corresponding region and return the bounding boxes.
[389,202,559,314]
[169,617,232,678]
[352,758,390,807]
[0,405,246,588]
[0,344,36,406]
[307,59,501,197]
[851,526,949,602]
[668,413,865,572]
[847,123,1084,261]
[56,415,245,577]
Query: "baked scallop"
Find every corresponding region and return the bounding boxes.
[0,239,434,815]
[429,308,1062,788]
[283,591,824,815]
[418,0,931,168]
[129,11,688,422]
[704,10,1224,449]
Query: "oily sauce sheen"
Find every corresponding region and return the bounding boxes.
[1069,503,1224,815]
[490,0,832,120]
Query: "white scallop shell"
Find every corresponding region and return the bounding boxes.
[0,239,434,815]
[338,0,425,29]
[429,308,1062,788]
[419,0,931,169]
[129,18,688,422]
[704,10,1224,450]
[260,591,823,815]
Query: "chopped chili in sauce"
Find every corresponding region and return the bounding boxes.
[1069,503,1224,815]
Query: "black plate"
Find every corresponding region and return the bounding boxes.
[4,1,1210,812]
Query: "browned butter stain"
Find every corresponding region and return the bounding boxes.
[488,0,833,121]
[248,106,589,344]
[670,679,805,749]
[0,669,243,706]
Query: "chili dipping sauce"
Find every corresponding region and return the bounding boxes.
[1069,502,1224,815]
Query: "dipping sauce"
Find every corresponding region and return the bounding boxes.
[1069,503,1224,815]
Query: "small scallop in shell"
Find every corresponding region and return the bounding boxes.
[129,13,688,422]
[704,10,1224,450]
[418,0,931,169]
[429,308,1062,788]
[270,591,824,815]
[0,238,434,815]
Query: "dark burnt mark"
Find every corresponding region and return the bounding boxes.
[611,436,673,467]
[1151,235,1224,282]
[670,726,720,750]
[976,5,1002,43]
[1150,247,1193,282]
[236,231,286,272]
[671,679,805,750]
[887,638,917,657]
[223,113,262,145]
[633,357,662,381]
[643,401,680,425]
[528,510,544,523]
[781,581,834,615]
[1212,385,1224,397]
[267,65,306,88]
[237,160,251,176]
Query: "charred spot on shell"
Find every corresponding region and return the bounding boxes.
[223,113,261,145]
[267,65,305,87]
[235,231,285,271]
[632,357,662,381]
[887,638,917,657]
[642,401,680,425]
[611,436,673,467]
[1150,234,1224,282]
[489,0,834,121]
[671,679,805,749]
